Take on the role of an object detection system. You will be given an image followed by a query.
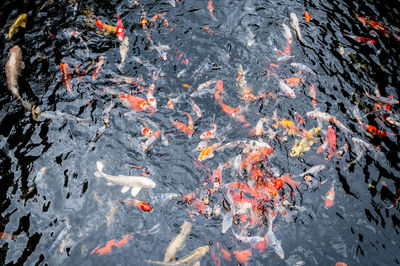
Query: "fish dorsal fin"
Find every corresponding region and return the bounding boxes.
[121,186,130,193]
[130,186,142,197]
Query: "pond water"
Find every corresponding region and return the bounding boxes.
[1,0,399,265]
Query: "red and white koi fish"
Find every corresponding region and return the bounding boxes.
[146,82,157,109]
[142,129,161,150]
[92,56,105,80]
[345,34,376,48]
[116,14,125,41]
[120,199,152,211]
[291,62,317,76]
[363,88,399,105]
[279,79,296,98]
[282,23,293,55]
[190,99,202,117]
[309,84,317,107]
[60,61,72,93]
[200,122,217,140]
[119,93,149,112]
[214,79,224,102]
[325,183,335,207]
[361,124,396,137]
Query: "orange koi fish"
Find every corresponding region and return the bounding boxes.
[119,93,149,112]
[355,13,389,34]
[182,192,196,203]
[276,173,300,189]
[326,126,336,160]
[217,242,232,261]
[172,112,193,137]
[233,249,252,264]
[198,141,223,161]
[362,124,396,137]
[272,119,299,135]
[284,77,303,87]
[325,183,335,207]
[91,233,135,256]
[92,56,105,80]
[200,122,217,140]
[116,14,125,41]
[239,147,274,171]
[121,199,152,211]
[304,11,311,22]
[0,232,19,240]
[60,62,72,93]
[208,0,214,19]
[95,18,116,34]
[202,26,217,35]
[214,79,223,102]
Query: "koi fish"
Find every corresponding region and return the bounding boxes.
[147,246,209,265]
[284,77,303,87]
[91,233,134,256]
[326,126,336,160]
[196,140,209,151]
[190,99,202,117]
[363,88,399,105]
[5,45,32,110]
[272,119,299,135]
[282,23,293,55]
[116,14,125,41]
[94,17,117,34]
[354,13,389,34]
[120,199,152,211]
[146,82,157,109]
[200,123,217,140]
[291,62,317,76]
[278,79,296,98]
[266,215,284,259]
[208,0,214,19]
[0,232,19,240]
[9,14,27,40]
[297,165,325,177]
[306,110,350,133]
[92,56,105,80]
[142,129,161,150]
[239,147,274,171]
[150,40,170,61]
[233,249,252,264]
[94,161,156,197]
[198,141,223,161]
[290,127,320,157]
[214,79,224,102]
[60,61,72,93]
[304,11,311,22]
[119,36,129,70]
[325,183,335,207]
[290,13,306,45]
[172,112,194,137]
[119,93,149,112]
[345,35,376,47]
[309,84,317,107]
[362,124,396,137]
[163,221,192,262]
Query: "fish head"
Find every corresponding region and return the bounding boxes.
[289,139,300,157]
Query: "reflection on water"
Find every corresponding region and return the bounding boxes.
[1,0,399,265]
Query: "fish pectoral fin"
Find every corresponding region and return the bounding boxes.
[107,182,114,186]
[94,171,103,178]
[130,186,142,197]
[121,186,130,193]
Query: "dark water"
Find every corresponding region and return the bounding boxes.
[1,0,399,265]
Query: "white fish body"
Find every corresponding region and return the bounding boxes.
[290,13,306,45]
[298,165,325,177]
[282,23,292,43]
[94,161,156,197]
[163,221,192,262]
[118,36,129,70]
[279,79,296,98]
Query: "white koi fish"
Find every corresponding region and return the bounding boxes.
[94,161,156,197]
[118,36,129,70]
[290,13,306,45]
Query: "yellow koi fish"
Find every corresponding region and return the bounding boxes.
[9,14,27,40]
[290,127,320,157]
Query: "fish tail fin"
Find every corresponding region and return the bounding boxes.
[96,161,104,172]
[94,171,103,178]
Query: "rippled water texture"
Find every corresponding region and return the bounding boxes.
[1,0,399,265]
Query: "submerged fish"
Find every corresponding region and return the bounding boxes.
[290,127,320,157]
[5,46,31,110]
[290,13,306,45]
[9,14,27,40]
[119,36,129,70]
[147,245,209,265]
[164,221,192,262]
[94,161,156,197]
